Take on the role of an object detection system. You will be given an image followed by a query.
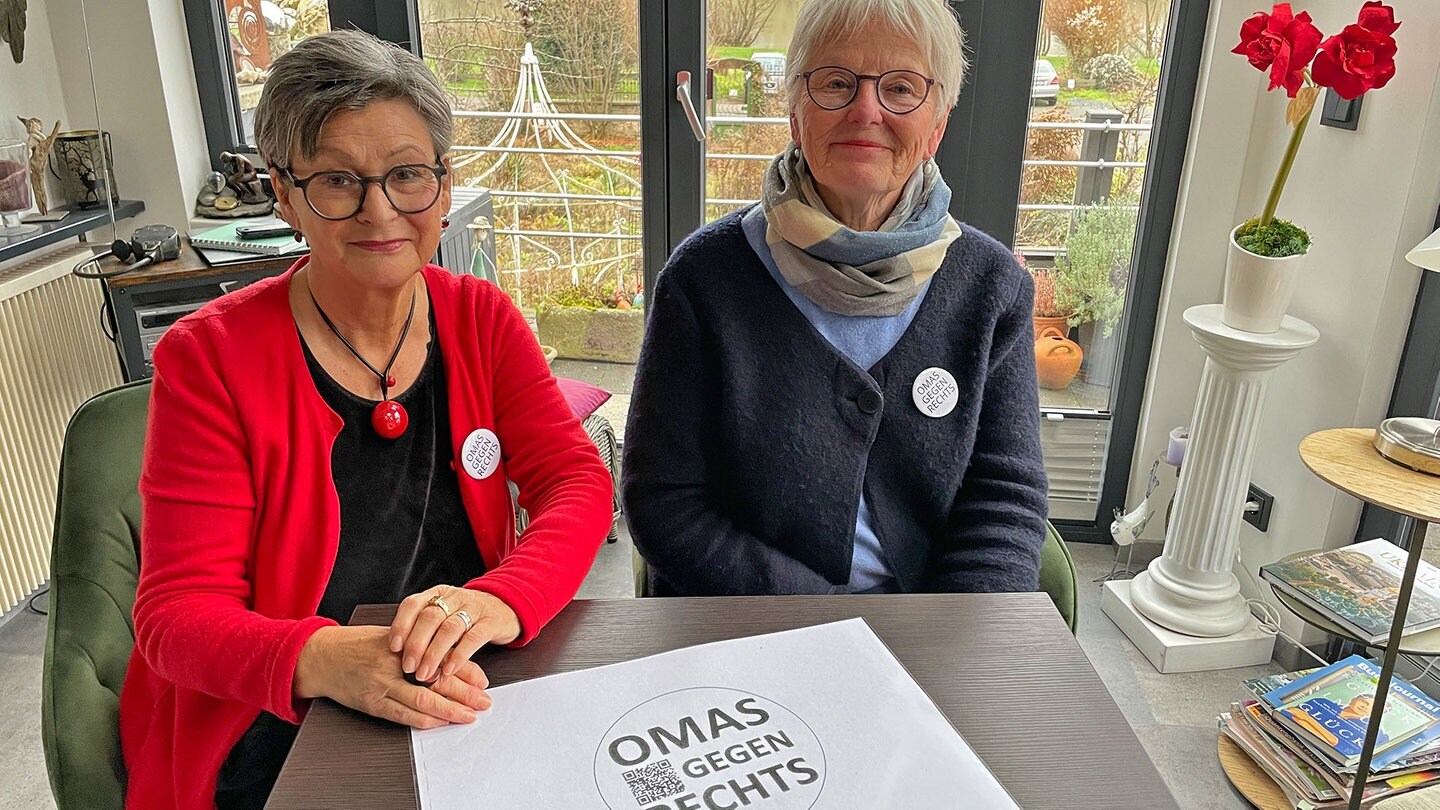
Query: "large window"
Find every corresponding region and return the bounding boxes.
[181,0,1209,539]
[1015,0,1204,527]
[227,1,332,146]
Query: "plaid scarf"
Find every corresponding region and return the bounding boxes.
[756,143,962,316]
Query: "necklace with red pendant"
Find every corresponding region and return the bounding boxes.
[310,286,417,440]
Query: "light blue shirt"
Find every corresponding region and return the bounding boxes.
[742,207,932,593]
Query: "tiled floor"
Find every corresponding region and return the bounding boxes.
[0,534,1267,809]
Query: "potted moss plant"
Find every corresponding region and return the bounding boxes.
[1225,2,1401,332]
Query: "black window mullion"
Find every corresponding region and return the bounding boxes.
[182,0,245,169]
[327,0,422,52]
[936,0,1043,246]
[640,0,705,305]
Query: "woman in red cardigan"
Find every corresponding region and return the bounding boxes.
[119,30,613,809]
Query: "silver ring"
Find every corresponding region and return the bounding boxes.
[453,610,473,632]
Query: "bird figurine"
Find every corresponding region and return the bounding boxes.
[18,116,59,214]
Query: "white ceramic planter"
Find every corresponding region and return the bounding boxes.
[1221,224,1307,334]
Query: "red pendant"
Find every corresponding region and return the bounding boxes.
[371,400,409,439]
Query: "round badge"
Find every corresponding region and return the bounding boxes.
[460,428,502,480]
[911,367,958,418]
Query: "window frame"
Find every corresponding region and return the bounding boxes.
[182,0,422,169]
[1053,0,1215,542]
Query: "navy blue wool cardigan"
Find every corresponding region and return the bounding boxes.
[622,211,1048,596]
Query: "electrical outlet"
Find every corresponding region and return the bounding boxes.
[1243,484,1274,532]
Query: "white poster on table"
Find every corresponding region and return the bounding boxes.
[412,618,1018,809]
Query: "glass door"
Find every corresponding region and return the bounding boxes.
[418,0,646,439]
[1015,0,1203,527]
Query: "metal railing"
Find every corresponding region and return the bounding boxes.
[456,108,1155,263]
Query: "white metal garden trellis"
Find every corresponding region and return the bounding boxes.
[455,40,642,299]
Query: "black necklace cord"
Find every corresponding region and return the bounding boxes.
[309,285,417,400]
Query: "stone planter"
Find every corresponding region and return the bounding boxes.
[537,304,644,363]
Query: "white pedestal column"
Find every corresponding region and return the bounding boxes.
[1103,304,1318,672]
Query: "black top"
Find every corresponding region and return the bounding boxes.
[215,320,484,809]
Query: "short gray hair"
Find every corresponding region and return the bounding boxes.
[785,0,968,116]
[254,29,453,168]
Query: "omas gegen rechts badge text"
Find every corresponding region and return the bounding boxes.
[593,687,826,810]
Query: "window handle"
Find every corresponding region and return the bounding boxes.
[676,71,706,142]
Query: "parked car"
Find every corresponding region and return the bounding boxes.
[752,52,787,94]
[1032,58,1060,106]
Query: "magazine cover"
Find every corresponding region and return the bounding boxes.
[1260,540,1440,642]
[1269,658,1436,765]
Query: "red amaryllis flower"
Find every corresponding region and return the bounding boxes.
[1312,1,1401,99]
[1231,3,1324,97]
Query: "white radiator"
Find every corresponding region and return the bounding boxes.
[0,245,122,613]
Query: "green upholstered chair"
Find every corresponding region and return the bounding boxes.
[42,381,150,810]
[1040,521,1079,634]
[632,520,1080,634]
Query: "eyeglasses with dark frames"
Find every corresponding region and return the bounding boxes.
[803,66,937,115]
[274,160,449,221]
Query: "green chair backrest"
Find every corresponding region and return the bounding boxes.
[42,381,150,810]
[1040,521,1079,634]
[633,520,1080,634]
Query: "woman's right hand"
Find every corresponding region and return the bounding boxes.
[293,625,492,729]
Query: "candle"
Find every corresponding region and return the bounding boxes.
[1166,426,1189,467]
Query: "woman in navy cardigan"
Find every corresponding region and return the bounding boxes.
[622,0,1048,596]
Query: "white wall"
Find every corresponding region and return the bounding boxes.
[0,0,74,209]
[1129,0,1440,640]
[44,0,210,230]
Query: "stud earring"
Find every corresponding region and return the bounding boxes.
[441,215,451,230]
[293,231,304,242]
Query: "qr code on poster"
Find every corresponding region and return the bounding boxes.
[623,759,686,805]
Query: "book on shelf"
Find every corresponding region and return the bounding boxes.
[190,220,308,257]
[1264,655,1440,768]
[1259,538,1440,643]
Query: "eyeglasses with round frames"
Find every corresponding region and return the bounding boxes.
[275,161,448,221]
[802,66,937,115]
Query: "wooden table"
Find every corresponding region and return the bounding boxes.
[268,593,1178,809]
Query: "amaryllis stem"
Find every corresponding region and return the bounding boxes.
[1259,107,1312,227]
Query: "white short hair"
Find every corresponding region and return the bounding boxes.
[785,0,968,117]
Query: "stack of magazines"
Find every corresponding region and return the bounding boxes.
[1260,539,1440,643]
[1220,655,1440,807]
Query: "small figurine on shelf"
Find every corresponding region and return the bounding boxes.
[195,151,274,218]
[18,116,60,215]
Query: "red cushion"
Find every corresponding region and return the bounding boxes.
[555,376,612,419]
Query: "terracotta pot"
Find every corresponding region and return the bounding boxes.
[1035,326,1083,390]
[1032,314,1071,341]
[1222,224,1307,334]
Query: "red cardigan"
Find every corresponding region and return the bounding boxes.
[119,261,613,808]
